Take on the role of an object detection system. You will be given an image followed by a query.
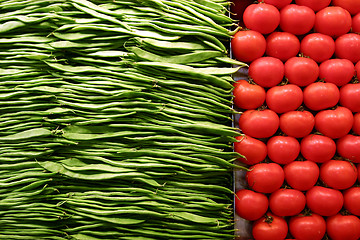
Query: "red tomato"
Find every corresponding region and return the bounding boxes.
[280,4,315,35]
[285,57,319,86]
[246,163,284,193]
[320,159,358,190]
[332,0,360,15]
[315,6,352,37]
[239,109,279,139]
[269,189,306,216]
[252,212,288,240]
[231,0,254,22]
[289,214,326,240]
[263,0,292,9]
[353,13,360,33]
[265,84,303,114]
[340,83,360,112]
[353,113,360,135]
[326,214,360,240]
[300,134,336,163]
[231,30,266,63]
[248,57,284,88]
[300,33,335,63]
[337,134,360,163]
[306,186,344,216]
[284,161,319,191]
[295,0,331,12]
[303,82,340,111]
[356,61,360,79]
[235,189,269,221]
[234,135,267,165]
[314,106,354,139]
[279,111,315,138]
[243,3,280,34]
[267,136,300,165]
[335,33,360,63]
[266,32,300,62]
[233,80,266,110]
[344,187,360,216]
[319,58,355,86]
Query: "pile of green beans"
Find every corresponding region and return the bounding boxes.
[0,0,246,239]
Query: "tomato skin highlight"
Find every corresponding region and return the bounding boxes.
[265,84,303,114]
[252,212,288,240]
[266,32,300,62]
[239,109,279,139]
[314,106,354,139]
[295,0,331,12]
[335,33,360,63]
[319,58,355,86]
[326,214,360,240]
[243,3,280,34]
[269,189,306,217]
[320,159,358,190]
[300,134,336,163]
[231,30,266,63]
[234,135,267,166]
[246,163,284,194]
[336,134,360,163]
[303,82,340,111]
[306,186,344,216]
[267,136,300,165]
[289,213,326,240]
[340,83,360,113]
[249,57,285,88]
[279,110,315,138]
[235,189,269,221]
[315,6,352,37]
[279,4,315,35]
[233,80,265,110]
[343,187,360,216]
[284,57,319,87]
[284,160,319,191]
[300,33,335,63]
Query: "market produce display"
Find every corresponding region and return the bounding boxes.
[232,0,360,239]
[0,0,247,239]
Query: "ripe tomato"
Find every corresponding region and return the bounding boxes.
[353,13,360,33]
[344,187,360,216]
[300,134,336,163]
[231,30,266,63]
[320,159,358,190]
[231,0,254,22]
[356,60,360,79]
[340,83,360,112]
[279,111,315,138]
[303,82,340,111]
[285,57,319,86]
[267,136,300,165]
[315,6,352,37]
[335,33,360,63]
[263,0,292,9]
[306,186,344,216]
[234,135,267,165]
[266,32,300,62]
[239,109,279,139]
[265,84,303,114]
[300,33,335,63]
[319,58,355,86]
[243,3,280,34]
[295,0,331,12]
[233,80,265,110]
[235,189,269,221]
[353,113,360,135]
[280,4,315,35]
[326,214,360,240]
[269,189,306,217]
[248,57,284,88]
[246,163,284,193]
[284,160,319,191]
[289,214,326,240]
[252,212,288,240]
[337,134,360,163]
[332,0,360,15]
[314,106,354,139]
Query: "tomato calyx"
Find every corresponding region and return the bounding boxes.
[264,214,274,224]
